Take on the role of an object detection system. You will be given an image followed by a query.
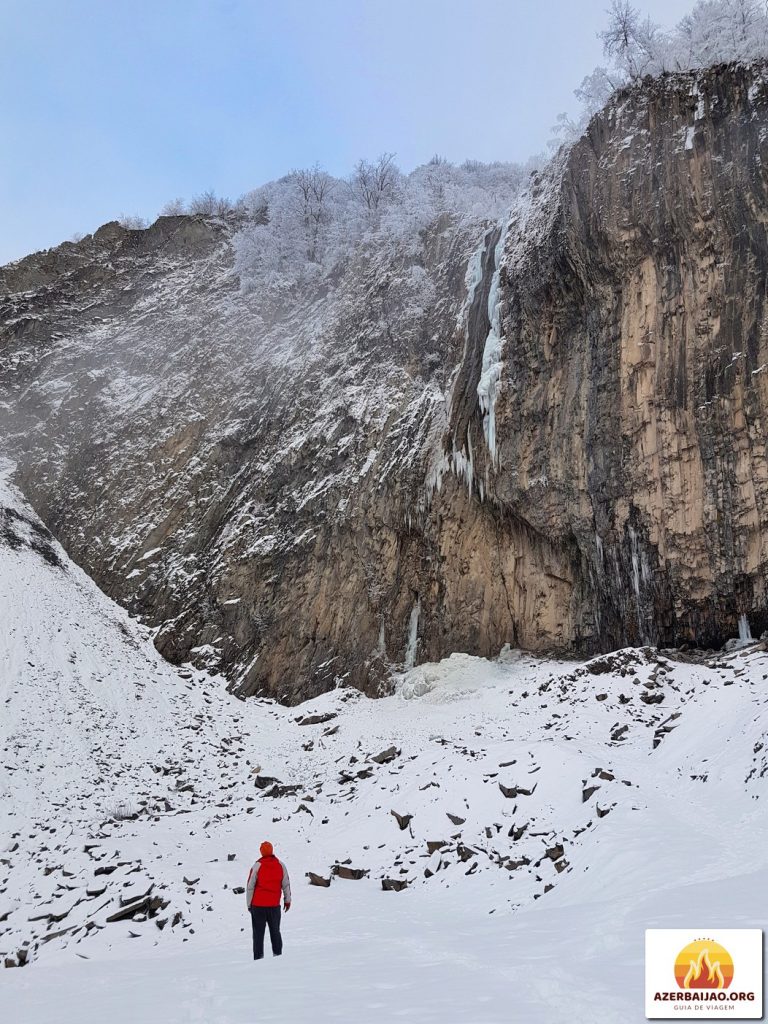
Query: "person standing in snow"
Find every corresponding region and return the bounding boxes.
[245,841,291,959]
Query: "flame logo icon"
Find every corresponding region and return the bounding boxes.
[674,939,734,990]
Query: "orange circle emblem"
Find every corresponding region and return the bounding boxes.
[674,938,734,991]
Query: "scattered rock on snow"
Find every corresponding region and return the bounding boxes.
[372,746,400,765]
[381,878,408,892]
[306,872,331,887]
[499,782,536,799]
[119,885,154,907]
[332,865,368,881]
[640,692,665,705]
[391,810,413,831]
[296,712,337,727]
[253,775,281,790]
[506,857,531,871]
[265,783,300,798]
[106,895,167,924]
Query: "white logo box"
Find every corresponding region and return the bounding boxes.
[646,929,763,1019]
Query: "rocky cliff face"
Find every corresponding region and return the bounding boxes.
[2,63,768,701]
[486,61,768,653]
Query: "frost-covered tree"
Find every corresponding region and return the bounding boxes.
[232,158,532,300]
[290,165,336,262]
[160,198,186,216]
[349,153,400,216]
[674,0,768,66]
[575,67,618,113]
[118,213,148,230]
[599,1,668,81]
[559,0,768,147]
[189,190,232,216]
[234,180,315,294]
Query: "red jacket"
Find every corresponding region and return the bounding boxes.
[246,855,291,908]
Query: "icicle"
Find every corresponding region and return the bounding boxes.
[477,222,510,465]
[613,551,622,587]
[461,240,486,324]
[641,548,651,584]
[466,432,474,498]
[628,526,641,600]
[738,613,753,643]
[404,598,420,669]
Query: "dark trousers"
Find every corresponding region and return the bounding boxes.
[250,905,282,959]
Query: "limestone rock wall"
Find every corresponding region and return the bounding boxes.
[3,64,768,701]
[485,63,768,651]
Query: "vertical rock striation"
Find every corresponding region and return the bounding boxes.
[482,62,768,652]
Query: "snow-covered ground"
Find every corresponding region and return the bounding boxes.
[2,464,767,1022]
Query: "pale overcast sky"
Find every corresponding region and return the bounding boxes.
[1,0,693,263]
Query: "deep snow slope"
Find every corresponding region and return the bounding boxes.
[2,465,768,1022]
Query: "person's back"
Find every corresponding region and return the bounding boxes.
[245,841,291,960]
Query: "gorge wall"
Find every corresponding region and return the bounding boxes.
[2,63,768,701]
